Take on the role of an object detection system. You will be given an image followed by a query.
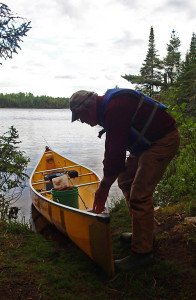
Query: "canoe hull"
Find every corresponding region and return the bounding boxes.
[30,148,114,276]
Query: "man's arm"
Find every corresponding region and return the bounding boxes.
[93,175,117,213]
[93,95,133,213]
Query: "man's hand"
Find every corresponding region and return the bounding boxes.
[93,184,109,214]
[92,175,117,214]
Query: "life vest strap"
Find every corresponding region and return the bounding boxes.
[131,102,159,149]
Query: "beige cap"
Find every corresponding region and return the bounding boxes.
[69,90,96,122]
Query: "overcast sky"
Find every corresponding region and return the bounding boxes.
[1,0,195,98]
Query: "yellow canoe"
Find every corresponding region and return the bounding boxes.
[29,147,114,276]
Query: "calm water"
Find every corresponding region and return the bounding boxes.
[0,108,122,220]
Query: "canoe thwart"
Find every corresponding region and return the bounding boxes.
[34,165,80,175]
[32,172,94,186]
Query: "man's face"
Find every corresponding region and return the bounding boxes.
[73,101,97,127]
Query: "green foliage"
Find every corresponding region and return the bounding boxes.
[109,200,196,299]
[155,145,196,205]
[122,28,195,106]
[122,28,195,206]
[122,26,163,96]
[5,219,31,234]
[121,74,145,85]
[154,103,196,206]
[163,29,181,86]
[159,32,195,116]
[175,32,196,103]
[0,220,109,299]
[110,198,130,230]
[0,126,30,219]
[0,92,69,108]
[140,26,163,95]
[0,3,31,63]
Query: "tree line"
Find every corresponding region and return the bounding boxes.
[0,92,69,108]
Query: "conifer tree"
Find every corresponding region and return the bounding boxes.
[163,30,181,86]
[171,32,196,116]
[177,32,196,99]
[0,3,31,64]
[122,26,163,96]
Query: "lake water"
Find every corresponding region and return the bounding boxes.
[0,108,122,220]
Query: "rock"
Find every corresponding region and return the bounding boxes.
[184,217,196,225]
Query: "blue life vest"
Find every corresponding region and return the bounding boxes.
[98,88,167,154]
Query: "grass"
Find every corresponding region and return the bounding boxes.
[0,199,196,299]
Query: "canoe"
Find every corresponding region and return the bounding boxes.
[29,146,114,276]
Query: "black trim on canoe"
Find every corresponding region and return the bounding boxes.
[95,214,110,224]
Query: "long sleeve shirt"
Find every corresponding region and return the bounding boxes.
[97,93,176,177]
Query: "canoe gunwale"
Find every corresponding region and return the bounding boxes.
[30,175,110,224]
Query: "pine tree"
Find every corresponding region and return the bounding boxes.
[0,3,31,64]
[122,26,163,96]
[140,26,163,95]
[175,32,196,116]
[177,32,196,99]
[163,30,181,86]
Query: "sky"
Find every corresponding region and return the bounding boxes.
[1,0,195,98]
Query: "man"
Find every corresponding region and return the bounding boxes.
[69,88,180,271]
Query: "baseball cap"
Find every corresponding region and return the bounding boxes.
[69,90,96,122]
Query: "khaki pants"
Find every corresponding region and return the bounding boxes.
[117,129,180,253]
